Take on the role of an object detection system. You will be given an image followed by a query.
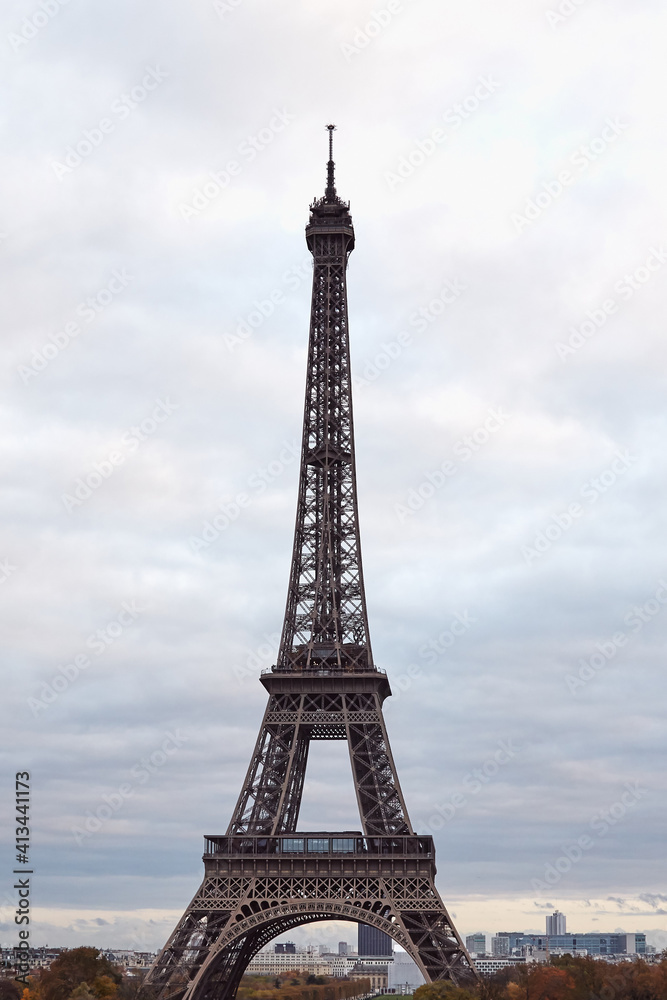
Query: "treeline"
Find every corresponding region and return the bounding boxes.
[2,949,146,1000]
[0,951,372,1000]
[11,946,667,1000]
[413,954,667,1000]
[239,975,370,1000]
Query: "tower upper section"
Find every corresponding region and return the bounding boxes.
[306,124,355,242]
[276,127,374,674]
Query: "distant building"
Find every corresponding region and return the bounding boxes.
[0,949,157,975]
[327,957,355,978]
[500,933,645,956]
[387,952,425,992]
[348,963,388,992]
[1,946,68,972]
[358,924,393,957]
[475,957,526,977]
[247,950,328,976]
[491,935,509,956]
[338,942,348,955]
[465,933,487,956]
[496,933,526,947]
[546,911,566,935]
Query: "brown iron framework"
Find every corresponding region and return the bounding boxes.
[145,127,476,1000]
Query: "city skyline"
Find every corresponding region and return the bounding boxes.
[2,0,667,963]
[3,920,660,962]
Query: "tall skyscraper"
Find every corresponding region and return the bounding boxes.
[465,934,486,956]
[546,911,566,935]
[274,942,296,954]
[358,924,393,957]
[491,935,509,956]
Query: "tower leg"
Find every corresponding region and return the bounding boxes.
[227,694,310,836]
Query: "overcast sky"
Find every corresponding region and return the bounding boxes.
[2,0,667,957]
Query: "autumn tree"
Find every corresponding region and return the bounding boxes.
[596,957,665,1000]
[68,985,97,1000]
[546,955,605,999]
[649,956,667,999]
[116,973,155,1000]
[414,980,479,1000]
[0,982,21,1000]
[38,949,121,1000]
[505,964,574,1000]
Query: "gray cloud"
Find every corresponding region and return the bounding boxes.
[2,0,666,952]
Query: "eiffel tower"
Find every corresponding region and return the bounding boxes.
[146,127,477,1000]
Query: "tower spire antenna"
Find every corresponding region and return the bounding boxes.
[325,123,336,200]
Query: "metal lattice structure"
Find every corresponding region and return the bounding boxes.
[278,127,369,675]
[145,127,477,1000]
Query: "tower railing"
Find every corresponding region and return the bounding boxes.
[261,666,388,677]
[203,834,434,858]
